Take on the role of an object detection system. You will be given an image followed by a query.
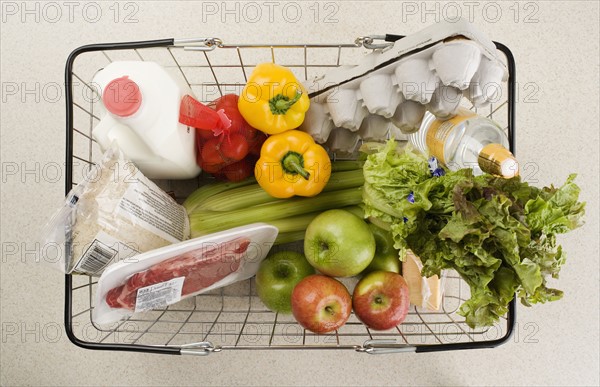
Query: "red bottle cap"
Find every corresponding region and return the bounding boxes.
[102,76,142,117]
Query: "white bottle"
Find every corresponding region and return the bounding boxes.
[409,108,519,178]
[92,61,200,179]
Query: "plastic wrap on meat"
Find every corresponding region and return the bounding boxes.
[105,237,251,310]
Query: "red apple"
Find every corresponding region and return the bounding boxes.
[291,275,352,334]
[352,271,410,331]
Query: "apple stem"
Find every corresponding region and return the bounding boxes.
[325,306,334,315]
[275,264,291,278]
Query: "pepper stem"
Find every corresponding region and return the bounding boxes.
[281,151,310,180]
[269,91,302,115]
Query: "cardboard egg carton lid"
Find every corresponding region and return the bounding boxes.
[305,18,507,98]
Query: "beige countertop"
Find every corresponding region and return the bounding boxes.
[1,1,598,385]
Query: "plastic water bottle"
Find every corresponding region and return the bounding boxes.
[409,108,519,178]
[92,61,201,179]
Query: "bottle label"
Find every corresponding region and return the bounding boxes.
[478,143,519,177]
[425,111,476,163]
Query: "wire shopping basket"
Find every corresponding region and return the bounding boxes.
[64,35,517,355]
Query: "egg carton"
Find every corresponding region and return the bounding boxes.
[300,18,508,153]
[305,104,409,157]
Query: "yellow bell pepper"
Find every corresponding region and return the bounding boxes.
[238,63,310,135]
[255,130,331,198]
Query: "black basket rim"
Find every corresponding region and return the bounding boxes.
[63,37,517,355]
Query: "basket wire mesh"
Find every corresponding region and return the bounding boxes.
[65,37,515,355]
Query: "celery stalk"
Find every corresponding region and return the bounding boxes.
[273,206,364,245]
[262,212,319,234]
[344,205,365,219]
[196,169,364,212]
[195,185,275,212]
[192,205,363,238]
[331,160,365,172]
[268,205,363,233]
[193,212,317,237]
[189,187,363,238]
[182,178,255,213]
[274,231,306,245]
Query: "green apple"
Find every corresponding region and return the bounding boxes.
[304,209,375,277]
[255,251,315,313]
[362,223,401,274]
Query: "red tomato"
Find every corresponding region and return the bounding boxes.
[196,127,216,141]
[243,125,259,141]
[201,138,226,165]
[200,160,224,174]
[248,133,267,156]
[195,145,203,167]
[222,159,255,182]
[215,94,239,109]
[215,95,246,134]
[194,95,261,173]
[220,133,249,161]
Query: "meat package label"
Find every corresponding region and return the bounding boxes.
[134,276,185,313]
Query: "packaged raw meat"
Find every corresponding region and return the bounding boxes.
[93,223,278,324]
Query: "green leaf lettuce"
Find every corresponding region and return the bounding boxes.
[361,140,585,328]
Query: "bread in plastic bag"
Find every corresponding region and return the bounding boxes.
[41,145,190,275]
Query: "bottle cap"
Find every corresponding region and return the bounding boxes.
[103,76,142,117]
[478,143,519,178]
[179,95,230,135]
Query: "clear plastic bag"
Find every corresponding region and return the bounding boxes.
[40,191,79,273]
[41,145,190,275]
